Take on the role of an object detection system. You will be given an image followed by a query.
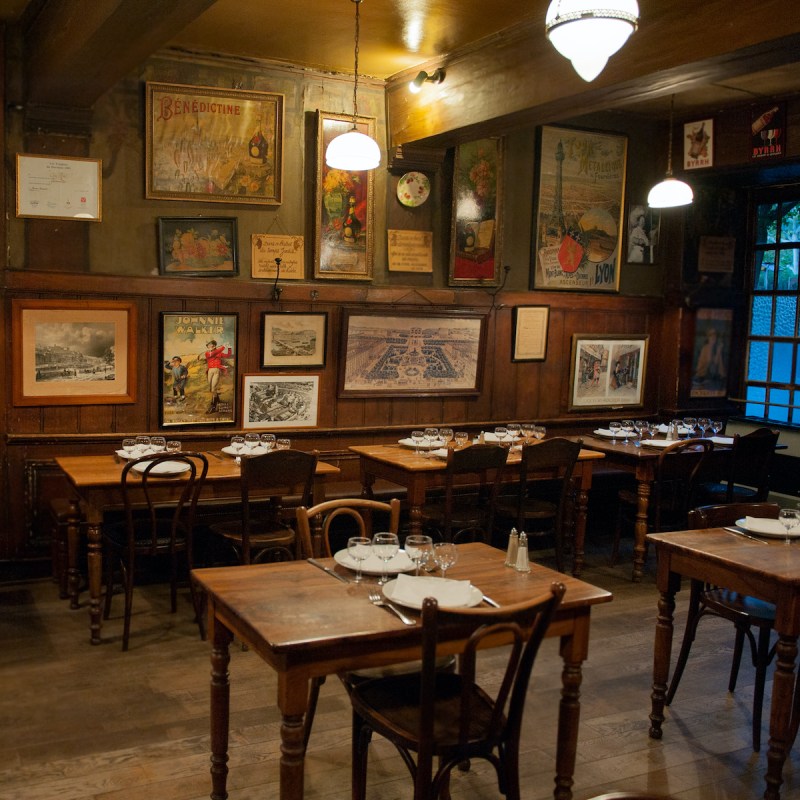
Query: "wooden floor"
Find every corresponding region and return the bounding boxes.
[1,539,798,800]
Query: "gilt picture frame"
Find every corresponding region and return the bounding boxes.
[158,217,238,276]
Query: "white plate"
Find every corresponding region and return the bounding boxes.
[641,439,679,448]
[736,517,800,539]
[221,445,269,457]
[382,577,483,610]
[398,438,445,450]
[131,460,191,477]
[117,448,157,459]
[333,548,416,576]
[593,429,619,438]
[396,171,431,207]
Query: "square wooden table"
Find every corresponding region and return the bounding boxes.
[192,541,612,800]
[648,529,800,800]
[348,443,604,577]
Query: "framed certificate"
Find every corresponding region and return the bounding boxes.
[16,154,102,221]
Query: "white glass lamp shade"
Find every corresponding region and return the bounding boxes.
[647,177,694,208]
[545,0,639,82]
[325,129,381,171]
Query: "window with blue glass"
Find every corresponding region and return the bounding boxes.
[746,193,800,424]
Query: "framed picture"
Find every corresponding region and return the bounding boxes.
[242,374,320,430]
[512,306,550,362]
[261,312,327,368]
[160,312,238,427]
[16,154,102,221]
[751,102,785,160]
[145,81,284,205]
[625,203,660,264]
[684,118,713,170]
[449,138,503,286]
[532,125,627,292]
[314,110,375,281]
[11,299,135,406]
[568,334,648,410]
[158,217,238,276]
[690,308,733,399]
[339,310,486,398]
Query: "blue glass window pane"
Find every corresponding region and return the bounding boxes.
[779,201,800,243]
[792,400,800,426]
[754,250,775,290]
[776,249,799,290]
[750,296,773,336]
[771,342,793,382]
[747,341,769,381]
[756,203,778,244]
[767,388,789,423]
[774,296,797,336]
[745,385,765,418]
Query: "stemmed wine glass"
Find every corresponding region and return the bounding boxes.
[372,532,400,585]
[244,433,260,454]
[608,421,621,444]
[166,440,181,454]
[134,435,151,456]
[633,420,647,447]
[620,420,634,445]
[683,417,697,439]
[454,431,469,449]
[404,534,433,576]
[260,433,276,451]
[520,423,534,443]
[432,542,458,578]
[533,425,546,441]
[347,536,372,583]
[697,417,711,438]
[151,436,166,453]
[423,427,439,458]
[411,430,424,456]
[121,438,136,458]
[276,438,291,450]
[229,435,244,455]
[779,508,799,546]
[439,428,454,449]
[507,423,521,440]
[494,426,508,444]
[711,420,724,437]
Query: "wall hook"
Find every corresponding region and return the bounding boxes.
[271,258,282,301]
[310,289,319,302]
[487,265,512,306]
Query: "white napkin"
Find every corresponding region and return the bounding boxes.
[657,424,691,435]
[594,428,615,436]
[744,516,793,535]
[483,432,519,442]
[710,436,734,445]
[430,448,449,459]
[398,438,444,449]
[390,574,473,607]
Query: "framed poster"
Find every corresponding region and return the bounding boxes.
[314,110,375,281]
[12,299,135,406]
[242,374,320,430]
[261,312,327,368]
[158,217,238,276]
[532,126,627,292]
[145,82,284,205]
[160,312,238,427]
[751,102,785,160]
[684,118,713,170]
[339,310,486,398]
[568,334,648,410]
[512,306,550,362]
[449,137,503,286]
[16,154,102,221]
[625,204,660,264]
[690,308,733,399]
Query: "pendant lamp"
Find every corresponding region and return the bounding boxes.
[325,0,381,171]
[647,96,693,208]
[545,0,639,82]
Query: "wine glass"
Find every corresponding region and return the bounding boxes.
[423,427,439,458]
[520,423,534,442]
[533,425,546,441]
[134,435,151,455]
[507,423,521,440]
[121,438,136,458]
[166,440,181,454]
[411,430,424,456]
[683,417,697,439]
[404,534,433,576]
[711,420,724,437]
[151,436,166,453]
[439,428,454,449]
[698,417,711,438]
[244,433,260,453]
[432,542,458,578]
[779,508,798,545]
[608,421,621,443]
[454,431,469,449]
[494,426,508,443]
[230,435,244,454]
[633,420,647,447]
[347,536,372,583]
[373,532,399,585]
[276,438,291,450]
[260,433,276,451]
[621,420,634,445]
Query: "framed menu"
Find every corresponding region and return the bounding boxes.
[16,154,102,221]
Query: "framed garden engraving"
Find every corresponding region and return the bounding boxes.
[242,374,320,430]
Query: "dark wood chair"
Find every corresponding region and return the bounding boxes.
[494,437,582,573]
[349,582,565,800]
[666,501,780,751]
[612,438,714,565]
[419,443,508,543]
[209,448,317,564]
[101,451,208,651]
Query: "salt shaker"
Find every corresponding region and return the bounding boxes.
[666,421,675,441]
[505,527,519,567]
[515,532,531,573]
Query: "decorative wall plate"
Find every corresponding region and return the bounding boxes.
[396,171,431,207]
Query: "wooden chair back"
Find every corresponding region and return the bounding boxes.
[688,501,780,529]
[726,427,779,501]
[652,438,714,531]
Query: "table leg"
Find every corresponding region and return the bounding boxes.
[277,673,312,800]
[764,633,798,800]
[632,479,650,582]
[210,618,233,800]
[571,466,591,578]
[66,498,82,610]
[649,587,676,739]
[86,518,104,645]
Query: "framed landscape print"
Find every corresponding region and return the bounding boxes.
[242,374,319,430]
[160,312,238,427]
[145,82,284,205]
[339,310,486,398]
[314,110,375,281]
[158,217,238,276]
[449,137,503,287]
[532,126,627,292]
[261,312,327,368]
[12,299,136,406]
[568,334,648,410]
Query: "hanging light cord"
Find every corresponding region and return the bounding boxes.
[351,0,361,126]
[665,95,675,177]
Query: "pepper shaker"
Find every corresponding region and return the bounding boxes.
[515,531,530,573]
[505,527,519,567]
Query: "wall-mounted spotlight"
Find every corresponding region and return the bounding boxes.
[409,68,445,94]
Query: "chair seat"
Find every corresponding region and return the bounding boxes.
[703,588,776,622]
[696,481,758,504]
[495,497,557,522]
[103,520,188,550]
[209,520,295,547]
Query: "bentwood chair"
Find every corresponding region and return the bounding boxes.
[666,502,780,751]
[349,583,565,800]
[210,449,317,564]
[102,451,208,651]
[494,437,582,573]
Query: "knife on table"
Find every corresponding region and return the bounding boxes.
[307,558,350,583]
[723,526,770,544]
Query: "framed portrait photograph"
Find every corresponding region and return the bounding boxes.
[242,374,320,430]
[145,81,284,205]
[314,110,375,281]
[512,305,550,362]
[568,334,648,410]
[532,125,627,292]
[158,217,238,276]
[449,137,503,287]
[160,312,238,427]
[625,203,660,264]
[12,299,136,406]
[16,154,102,221]
[690,308,733,399]
[261,312,327,368]
[339,310,486,398]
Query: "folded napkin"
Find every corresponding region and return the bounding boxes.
[390,574,473,607]
[430,448,449,459]
[709,436,734,445]
[483,432,520,442]
[744,516,795,535]
[657,424,691,435]
[593,428,615,436]
[398,437,444,449]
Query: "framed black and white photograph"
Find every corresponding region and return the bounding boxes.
[261,312,327,368]
[241,374,320,430]
[625,204,660,264]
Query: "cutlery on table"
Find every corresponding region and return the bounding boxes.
[206,450,223,460]
[482,595,500,608]
[368,590,416,625]
[723,526,770,544]
[307,558,350,583]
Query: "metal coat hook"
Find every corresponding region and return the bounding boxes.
[272,258,282,301]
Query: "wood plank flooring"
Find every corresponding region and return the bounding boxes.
[1,542,798,800]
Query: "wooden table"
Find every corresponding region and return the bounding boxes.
[192,541,612,800]
[55,452,340,645]
[648,529,800,800]
[349,443,605,577]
